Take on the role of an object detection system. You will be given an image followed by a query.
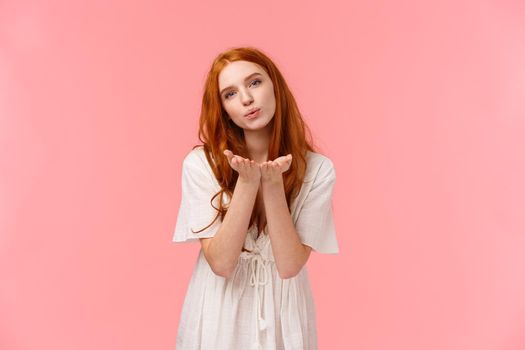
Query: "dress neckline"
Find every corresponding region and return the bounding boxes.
[249,224,267,241]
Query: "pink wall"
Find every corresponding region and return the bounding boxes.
[1,0,524,349]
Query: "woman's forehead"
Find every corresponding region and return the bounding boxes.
[218,61,266,88]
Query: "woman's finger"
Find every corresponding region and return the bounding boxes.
[223,149,233,163]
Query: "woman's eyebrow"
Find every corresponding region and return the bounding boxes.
[220,72,262,95]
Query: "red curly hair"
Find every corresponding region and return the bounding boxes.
[191,46,319,234]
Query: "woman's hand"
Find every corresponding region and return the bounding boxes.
[223,149,261,183]
[260,154,292,184]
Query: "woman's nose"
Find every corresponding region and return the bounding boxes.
[240,89,254,104]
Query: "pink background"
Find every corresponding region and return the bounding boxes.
[2,0,525,349]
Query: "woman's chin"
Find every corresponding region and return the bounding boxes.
[244,119,273,132]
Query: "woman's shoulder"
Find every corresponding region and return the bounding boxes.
[181,146,218,180]
[181,146,221,188]
[182,145,207,167]
[304,150,335,182]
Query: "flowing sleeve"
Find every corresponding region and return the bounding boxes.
[295,158,339,254]
[172,150,222,243]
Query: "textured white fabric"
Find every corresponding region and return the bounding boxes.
[172,146,339,349]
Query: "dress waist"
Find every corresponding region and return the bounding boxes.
[238,248,272,349]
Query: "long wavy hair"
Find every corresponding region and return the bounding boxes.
[191,46,318,235]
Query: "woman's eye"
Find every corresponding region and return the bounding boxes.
[224,79,261,99]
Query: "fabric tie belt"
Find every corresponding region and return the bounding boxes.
[241,247,272,350]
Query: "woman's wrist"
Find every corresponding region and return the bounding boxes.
[261,174,283,188]
[237,176,261,188]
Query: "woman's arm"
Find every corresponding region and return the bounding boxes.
[262,176,312,279]
[259,156,312,279]
[200,178,259,278]
[200,151,261,278]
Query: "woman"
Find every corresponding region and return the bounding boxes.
[172,46,339,350]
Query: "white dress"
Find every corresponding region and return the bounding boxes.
[172,146,339,350]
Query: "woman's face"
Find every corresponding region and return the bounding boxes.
[218,60,276,131]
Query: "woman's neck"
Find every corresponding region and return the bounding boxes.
[244,128,271,163]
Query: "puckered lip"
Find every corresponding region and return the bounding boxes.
[244,107,260,117]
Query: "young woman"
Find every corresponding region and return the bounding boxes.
[172,47,339,350]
